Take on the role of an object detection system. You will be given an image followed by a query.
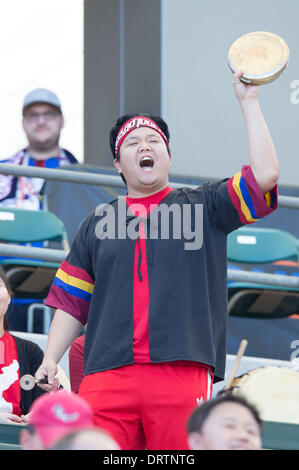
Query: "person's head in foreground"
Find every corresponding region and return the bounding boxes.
[110,114,171,196]
[187,394,263,450]
[49,427,120,450]
[19,389,94,450]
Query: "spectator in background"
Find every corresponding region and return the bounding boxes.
[0,88,78,210]
[187,394,263,451]
[50,428,120,450]
[0,88,78,333]
[19,389,94,450]
[69,333,85,393]
[0,267,46,424]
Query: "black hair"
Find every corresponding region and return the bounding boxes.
[109,113,171,186]
[0,267,13,331]
[187,394,263,435]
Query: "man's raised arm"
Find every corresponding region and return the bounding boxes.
[233,71,280,194]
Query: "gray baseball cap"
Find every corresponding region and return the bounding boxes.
[23,88,62,114]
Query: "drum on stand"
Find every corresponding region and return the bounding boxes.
[230,366,299,424]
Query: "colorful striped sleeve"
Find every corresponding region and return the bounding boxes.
[226,165,278,225]
[45,216,95,325]
[46,260,94,325]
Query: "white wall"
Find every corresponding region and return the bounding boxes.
[162,0,299,186]
[0,0,83,162]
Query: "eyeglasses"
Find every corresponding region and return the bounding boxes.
[24,110,61,123]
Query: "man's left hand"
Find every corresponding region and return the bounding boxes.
[232,71,260,100]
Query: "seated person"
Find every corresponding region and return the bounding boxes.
[0,267,47,424]
[187,394,263,450]
[0,88,78,333]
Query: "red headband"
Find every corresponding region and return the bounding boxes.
[114,116,169,157]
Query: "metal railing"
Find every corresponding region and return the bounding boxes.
[1,163,298,207]
[0,243,67,263]
[1,163,299,289]
[0,242,298,288]
[0,163,126,188]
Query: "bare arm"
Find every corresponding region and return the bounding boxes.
[233,71,280,193]
[35,309,83,391]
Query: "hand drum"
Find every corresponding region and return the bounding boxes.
[228,31,289,85]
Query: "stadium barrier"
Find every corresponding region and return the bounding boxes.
[0,420,297,450]
[0,241,298,289]
[1,163,299,209]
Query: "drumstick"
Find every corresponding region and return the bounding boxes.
[223,339,248,391]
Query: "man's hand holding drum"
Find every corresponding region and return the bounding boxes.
[232,71,260,100]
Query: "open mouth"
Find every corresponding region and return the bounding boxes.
[139,156,154,169]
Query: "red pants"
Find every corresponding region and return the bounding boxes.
[79,363,213,450]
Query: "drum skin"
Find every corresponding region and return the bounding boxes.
[231,367,299,424]
[228,31,289,85]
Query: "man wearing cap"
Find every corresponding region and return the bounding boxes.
[35,72,280,450]
[0,88,78,210]
[19,389,96,450]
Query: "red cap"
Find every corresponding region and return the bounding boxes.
[28,390,94,448]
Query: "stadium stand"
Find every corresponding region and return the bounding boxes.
[0,206,69,333]
[227,226,299,318]
[226,225,299,361]
[1,167,299,449]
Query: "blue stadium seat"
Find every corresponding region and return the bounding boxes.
[0,207,68,332]
[227,227,299,318]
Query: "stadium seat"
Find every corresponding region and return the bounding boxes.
[227,227,299,318]
[0,206,69,248]
[0,207,69,332]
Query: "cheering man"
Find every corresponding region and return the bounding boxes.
[35,72,279,450]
